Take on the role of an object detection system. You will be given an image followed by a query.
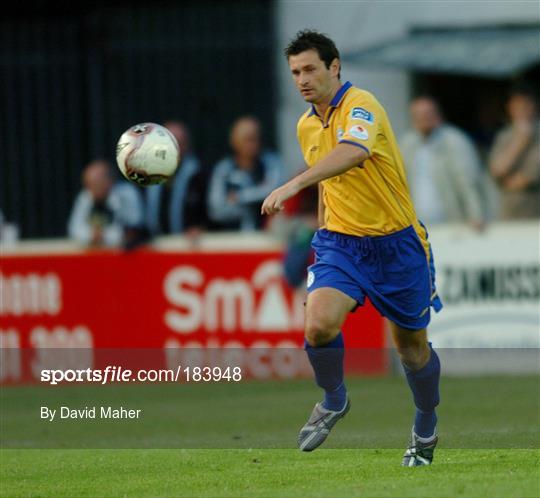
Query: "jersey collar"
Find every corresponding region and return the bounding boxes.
[308,81,352,117]
[329,80,352,107]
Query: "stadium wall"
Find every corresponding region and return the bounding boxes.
[1,221,539,383]
[0,235,386,385]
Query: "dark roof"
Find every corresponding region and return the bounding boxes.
[342,25,540,78]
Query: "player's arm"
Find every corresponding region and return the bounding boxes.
[261,143,367,215]
[317,182,325,228]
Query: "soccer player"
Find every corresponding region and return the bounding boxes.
[261,30,443,466]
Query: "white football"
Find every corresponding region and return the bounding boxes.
[116,123,180,186]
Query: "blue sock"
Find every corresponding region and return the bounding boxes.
[304,332,347,411]
[403,343,440,438]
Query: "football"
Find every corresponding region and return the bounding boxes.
[116,123,180,186]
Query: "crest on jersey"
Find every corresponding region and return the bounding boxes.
[351,107,374,124]
[348,125,369,141]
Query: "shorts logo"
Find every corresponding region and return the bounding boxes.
[337,127,344,141]
[307,271,315,288]
[351,107,374,124]
[348,125,369,141]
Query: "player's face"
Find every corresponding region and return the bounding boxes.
[288,50,339,104]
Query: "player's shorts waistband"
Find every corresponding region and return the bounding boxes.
[317,225,416,249]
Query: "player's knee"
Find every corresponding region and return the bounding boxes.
[396,343,430,371]
[304,318,340,347]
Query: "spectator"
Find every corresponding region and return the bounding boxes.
[489,87,540,220]
[68,159,144,248]
[207,116,283,231]
[145,121,207,240]
[0,209,19,245]
[0,210,19,245]
[400,96,484,229]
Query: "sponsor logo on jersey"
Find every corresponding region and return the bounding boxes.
[351,107,374,124]
[348,125,369,141]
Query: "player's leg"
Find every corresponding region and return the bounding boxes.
[305,286,356,409]
[390,321,440,466]
[298,286,356,451]
[360,225,441,464]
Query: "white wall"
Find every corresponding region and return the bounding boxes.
[275,0,539,173]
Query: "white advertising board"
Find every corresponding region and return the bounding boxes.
[427,221,540,374]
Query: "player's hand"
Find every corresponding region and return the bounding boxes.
[261,182,300,215]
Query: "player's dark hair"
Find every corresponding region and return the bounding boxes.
[284,30,341,78]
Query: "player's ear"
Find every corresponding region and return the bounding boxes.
[330,58,340,78]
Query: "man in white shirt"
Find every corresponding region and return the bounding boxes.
[68,159,144,248]
[400,97,484,229]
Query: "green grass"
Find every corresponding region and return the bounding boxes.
[1,376,539,497]
[1,449,539,498]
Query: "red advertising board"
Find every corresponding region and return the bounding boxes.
[0,248,386,383]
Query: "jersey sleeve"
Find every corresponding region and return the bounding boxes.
[338,97,380,156]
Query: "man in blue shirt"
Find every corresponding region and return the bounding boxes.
[208,116,283,231]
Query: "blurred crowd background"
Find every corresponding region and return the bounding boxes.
[1,1,539,261]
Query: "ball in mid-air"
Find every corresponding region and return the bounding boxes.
[116,123,180,186]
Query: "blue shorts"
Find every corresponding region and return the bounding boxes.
[307,226,443,330]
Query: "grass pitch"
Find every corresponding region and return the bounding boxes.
[2,449,539,498]
[1,375,539,497]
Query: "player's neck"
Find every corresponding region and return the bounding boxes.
[314,80,342,117]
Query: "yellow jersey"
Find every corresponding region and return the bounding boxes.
[297,81,428,248]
